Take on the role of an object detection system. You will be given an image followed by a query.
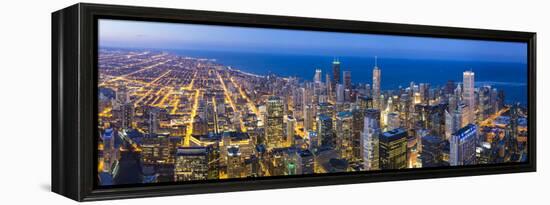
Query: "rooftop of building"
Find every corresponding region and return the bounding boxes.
[381,128,407,139]
[337,111,352,119]
[176,146,208,156]
[227,146,241,157]
[452,124,477,139]
[318,114,332,121]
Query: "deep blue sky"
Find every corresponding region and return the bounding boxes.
[99,19,527,63]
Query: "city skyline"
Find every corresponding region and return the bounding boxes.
[97,20,529,186]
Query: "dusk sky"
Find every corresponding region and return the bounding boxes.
[99,19,527,63]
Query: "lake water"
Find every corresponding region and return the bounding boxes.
[168,49,528,105]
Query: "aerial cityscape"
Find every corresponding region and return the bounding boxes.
[97,20,529,186]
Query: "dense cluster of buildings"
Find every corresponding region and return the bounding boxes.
[97,49,528,186]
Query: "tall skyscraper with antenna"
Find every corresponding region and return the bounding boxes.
[372,56,381,109]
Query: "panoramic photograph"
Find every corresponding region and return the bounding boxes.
[96,19,529,186]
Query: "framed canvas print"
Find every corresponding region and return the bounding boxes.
[52,3,536,201]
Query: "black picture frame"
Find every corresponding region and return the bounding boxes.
[52,3,536,201]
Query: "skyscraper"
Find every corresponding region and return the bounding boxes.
[316,114,334,148]
[120,103,134,130]
[297,149,314,174]
[372,57,381,109]
[116,80,134,130]
[387,112,400,130]
[286,115,296,146]
[362,109,381,170]
[317,102,334,118]
[325,73,332,100]
[421,135,445,167]
[303,105,314,131]
[343,71,352,91]
[450,124,477,166]
[457,103,469,129]
[175,147,209,181]
[101,128,116,172]
[336,111,354,161]
[116,81,129,104]
[379,128,407,169]
[226,146,245,178]
[419,83,430,104]
[336,84,345,103]
[314,69,322,83]
[351,108,364,162]
[146,106,160,136]
[478,85,492,121]
[332,59,341,94]
[462,71,475,124]
[141,136,171,165]
[265,96,285,149]
[358,96,373,111]
[444,109,453,140]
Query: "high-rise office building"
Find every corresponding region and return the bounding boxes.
[343,71,352,91]
[317,102,334,118]
[325,73,332,100]
[336,84,345,103]
[365,108,381,129]
[358,96,374,111]
[478,85,492,121]
[316,114,334,148]
[444,109,454,140]
[332,59,341,93]
[387,112,400,130]
[490,88,499,114]
[112,137,143,185]
[379,128,408,169]
[146,106,160,136]
[421,135,445,167]
[192,115,208,136]
[175,147,209,181]
[450,124,477,166]
[120,103,134,130]
[336,111,354,161]
[303,105,314,131]
[362,109,381,170]
[445,80,456,95]
[206,144,220,180]
[372,57,381,109]
[462,71,475,124]
[419,83,430,104]
[297,149,315,174]
[101,128,116,172]
[314,69,322,83]
[452,104,466,132]
[115,81,134,130]
[458,103,469,129]
[226,146,245,178]
[351,108,364,162]
[141,136,171,165]
[265,96,285,149]
[286,115,296,146]
[116,81,130,104]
